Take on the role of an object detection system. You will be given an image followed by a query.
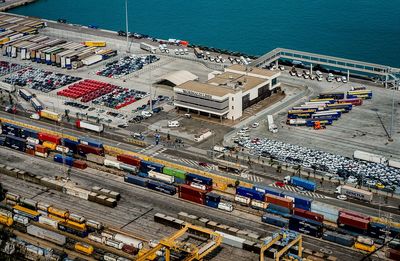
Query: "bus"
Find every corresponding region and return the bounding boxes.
[338,98,363,106]
[30,97,43,111]
[19,89,33,101]
[326,103,352,112]
[312,112,340,120]
[292,106,322,111]
[318,92,345,100]
[309,98,336,103]
[194,47,204,58]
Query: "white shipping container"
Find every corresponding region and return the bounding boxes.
[105,238,124,249]
[148,170,174,184]
[234,195,251,205]
[27,137,40,144]
[101,231,114,239]
[310,201,339,223]
[82,54,103,66]
[78,120,104,132]
[340,185,373,202]
[389,160,400,169]
[190,182,206,190]
[11,47,17,58]
[87,219,103,230]
[216,230,246,248]
[354,150,387,164]
[0,82,16,92]
[27,225,66,245]
[64,187,90,200]
[56,145,69,154]
[86,153,105,165]
[103,253,119,261]
[250,200,267,209]
[104,159,121,170]
[21,49,26,60]
[0,209,13,217]
[218,202,233,212]
[13,214,29,225]
[26,51,31,60]
[88,233,104,244]
[34,151,48,158]
[114,233,144,249]
[69,213,85,223]
[38,216,58,229]
[357,236,374,246]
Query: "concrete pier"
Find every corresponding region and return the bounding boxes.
[0,0,36,12]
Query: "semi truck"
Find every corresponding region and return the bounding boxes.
[335,185,373,202]
[284,176,316,191]
[267,115,278,133]
[39,110,62,122]
[76,120,104,133]
[140,42,157,54]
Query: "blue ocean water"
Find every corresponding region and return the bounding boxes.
[11,0,400,67]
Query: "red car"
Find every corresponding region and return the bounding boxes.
[198,162,208,167]
[275,181,285,187]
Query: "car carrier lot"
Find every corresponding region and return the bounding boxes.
[0,146,373,261]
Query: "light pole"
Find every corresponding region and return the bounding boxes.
[125,0,130,53]
[389,84,397,142]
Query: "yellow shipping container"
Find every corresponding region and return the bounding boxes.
[354,242,376,253]
[0,37,10,45]
[0,214,13,226]
[48,207,69,218]
[84,41,106,47]
[40,110,61,122]
[42,141,57,150]
[75,242,94,255]
[48,214,66,223]
[67,219,86,230]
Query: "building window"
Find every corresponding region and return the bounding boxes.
[232,97,234,101]
[272,78,278,86]
[232,106,234,109]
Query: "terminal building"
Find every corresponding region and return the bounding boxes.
[173,65,280,120]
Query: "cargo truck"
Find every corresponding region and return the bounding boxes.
[267,115,278,133]
[140,42,157,54]
[83,41,106,47]
[353,150,387,164]
[284,176,316,191]
[335,185,373,202]
[39,110,62,122]
[76,120,104,133]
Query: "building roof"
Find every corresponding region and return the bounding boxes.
[207,72,266,92]
[226,64,279,78]
[156,70,198,87]
[177,81,236,97]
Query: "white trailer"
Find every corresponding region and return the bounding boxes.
[335,185,373,202]
[140,42,157,54]
[388,160,400,169]
[267,115,278,133]
[353,150,387,164]
[76,120,104,133]
[148,170,174,184]
[0,82,15,92]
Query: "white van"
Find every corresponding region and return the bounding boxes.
[168,121,180,127]
[141,111,153,118]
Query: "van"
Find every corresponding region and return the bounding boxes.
[141,111,153,118]
[168,121,180,127]
[30,113,40,120]
[315,70,322,77]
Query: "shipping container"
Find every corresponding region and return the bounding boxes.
[105,238,124,249]
[77,143,104,156]
[75,242,94,255]
[354,242,376,253]
[265,194,293,209]
[206,200,219,208]
[148,170,174,184]
[266,203,292,217]
[114,233,143,249]
[322,231,354,247]
[38,132,61,145]
[236,186,264,201]
[58,221,88,237]
[124,175,148,187]
[253,185,282,196]
[217,230,246,248]
[13,214,29,225]
[5,135,26,151]
[386,249,400,260]
[262,213,289,228]
[206,192,221,203]
[120,163,138,173]
[354,150,387,164]
[78,137,103,148]
[42,141,57,150]
[234,195,251,205]
[293,208,324,223]
[76,120,104,133]
[38,215,58,229]
[251,199,268,210]
[162,167,186,180]
[282,191,312,211]
[338,213,369,231]
[310,201,339,223]
[147,180,176,195]
[62,138,79,153]
[186,173,212,186]
[54,154,74,166]
[27,225,66,245]
[117,154,141,167]
[86,153,105,165]
[140,160,164,173]
[21,128,38,139]
[289,176,316,191]
[338,185,373,202]
[104,159,121,169]
[39,110,62,122]
[339,209,370,221]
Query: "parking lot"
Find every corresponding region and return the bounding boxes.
[96,55,159,78]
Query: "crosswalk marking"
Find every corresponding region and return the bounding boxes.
[151,148,167,157]
[270,184,327,199]
[140,144,155,153]
[240,171,264,183]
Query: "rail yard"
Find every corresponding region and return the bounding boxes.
[0,10,399,261]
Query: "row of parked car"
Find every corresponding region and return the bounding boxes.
[96,55,159,79]
[0,61,24,77]
[91,87,149,110]
[3,67,81,93]
[289,69,348,83]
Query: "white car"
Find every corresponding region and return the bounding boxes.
[141,111,153,118]
[336,77,342,82]
[337,195,347,201]
[317,76,323,81]
[241,126,249,131]
[342,76,348,83]
[252,122,259,128]
[279,66,285,71]
[290,71,296,76]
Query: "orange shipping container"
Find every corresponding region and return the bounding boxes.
[35,144,48,153]
[26,148,35,156]
[42,141,57,150]
[265,194,293,209]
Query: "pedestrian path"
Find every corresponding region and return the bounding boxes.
[164,155,215,171]
[270,183,328,199]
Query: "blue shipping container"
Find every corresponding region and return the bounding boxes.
[290,177,316,191]
[289,215,323,228]
[267,203,292,217]
[205,200,219,208]
[53,154,74,166]
[253,185,282,196]
[137,172,149,178]
[20,128,38,139]
[282,191,312,211]
[186,173,212,186]
[78,138,103,148]
[323,231,354,247]
[147,180,176,195]
[174,177,185,184]
[236,186,264,201]
[0,136,5,146]
[262,214,289,228]
[124,174,148,187]
[140,160,164,173]
[206,192,221,203]
[62,138,79,153]
[5,135,26,152]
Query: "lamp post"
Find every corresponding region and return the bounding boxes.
[125,0,130,53]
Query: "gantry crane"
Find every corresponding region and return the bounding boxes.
[260,229,303,261]
[137,223,222,261]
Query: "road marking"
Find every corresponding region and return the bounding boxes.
[270,184,327,199]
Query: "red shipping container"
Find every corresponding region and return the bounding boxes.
[38,132,61,145]
[117,154,141,167]
[77,144,104,156]
[35,144,48,154]
[73,160,87,169]
[179,192,205,205]
[26,148,35,156]
[265,194,293,209]
[179,184,207,198]
[338,213,369,230]
[340,209,370,221]
[122,244,138,255]
[294,208,324,223]
[386,249,400,260]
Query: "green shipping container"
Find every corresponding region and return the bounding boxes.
[162,167,186,180]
